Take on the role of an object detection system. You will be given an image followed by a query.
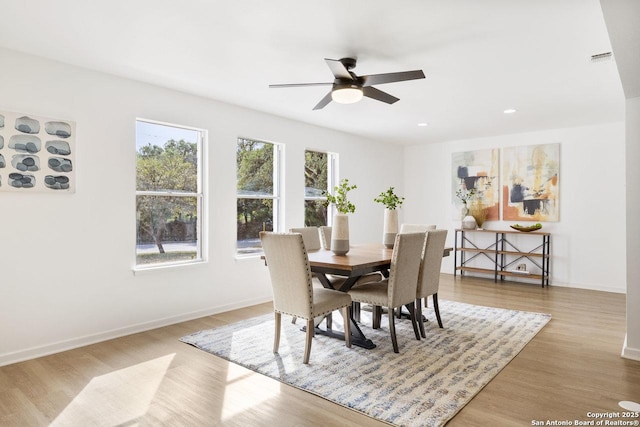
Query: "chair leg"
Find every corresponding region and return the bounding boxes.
[388,307,399,353]
[433,293,443,328]
[372,305,382,329]
[405,302,421,340]
[341,306,352,348]
[303,319,314,364]
[416,298,426,338]
[273,312,281,353]
[325,312,333,330]
[291,316,297,324]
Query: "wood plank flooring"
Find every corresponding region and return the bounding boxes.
[1,274,638,426]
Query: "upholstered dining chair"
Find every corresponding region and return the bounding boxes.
[400,223,436,233]
[260,231,352,364]
[290,226,326,283]
[319,226,332,249]
[415,229,448,337]
[289,227,321,251]
[288,227,325,323]
[288,225,371,326]
[348,232,426,353]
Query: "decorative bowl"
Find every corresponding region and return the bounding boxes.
[510,223,542,232]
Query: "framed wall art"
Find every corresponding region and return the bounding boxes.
[451,148,500,225]
[0,110,75,193]
[502,143,559,221]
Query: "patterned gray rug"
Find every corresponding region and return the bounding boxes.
[180,300,551,427]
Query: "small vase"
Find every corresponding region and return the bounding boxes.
[331,213,350,255]
[460,203,469,218]
[383,208,398,248]
[469,201,488,230]
[462,215,477,230]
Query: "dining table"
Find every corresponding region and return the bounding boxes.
[306,242,452,349]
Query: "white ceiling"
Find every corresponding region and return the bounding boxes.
[0,0,626,145]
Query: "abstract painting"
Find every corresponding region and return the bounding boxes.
[502,143,559,221]
[0,110,75,193]
[452,148,500,222]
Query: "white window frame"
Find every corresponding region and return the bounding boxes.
[134,119,206,270]
[236,137,283,257]
[304,150,338,226]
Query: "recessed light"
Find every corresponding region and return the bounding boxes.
[417,122,429,127]
[503,108,517,114]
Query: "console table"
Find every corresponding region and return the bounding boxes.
[454,229,551,287]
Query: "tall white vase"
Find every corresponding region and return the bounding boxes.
[383,208,398,248]
[331,213,350,255]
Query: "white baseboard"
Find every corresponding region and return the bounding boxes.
[443,272,626,294]
[546,280,626,294]
[0,296,272,367]
[621,335,640,361]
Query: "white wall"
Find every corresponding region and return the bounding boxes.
[0,48,403,366]
[0,45,629,366]
[624,96,640,360]
[403,123,626,293]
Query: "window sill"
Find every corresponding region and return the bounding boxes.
[235,253,264,262]
[132,259,207,276]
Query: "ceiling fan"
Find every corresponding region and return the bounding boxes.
[268,57,425,110]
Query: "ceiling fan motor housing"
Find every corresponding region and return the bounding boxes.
[339,57,357,70]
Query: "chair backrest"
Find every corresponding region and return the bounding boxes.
[417,229,448,298]
[260,232,314,318]
[387,232,426,308]
[400,223,436,234]
[289,227,321,251]
[319,226,332,249]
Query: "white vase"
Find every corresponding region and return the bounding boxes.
[331,213,350,255]
[461,203,469,218]
[383,208,398,248]
[462,215,477,230]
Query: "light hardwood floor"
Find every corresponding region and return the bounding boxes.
[1,274,639,426]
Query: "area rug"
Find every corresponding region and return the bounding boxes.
[180,301,551,427]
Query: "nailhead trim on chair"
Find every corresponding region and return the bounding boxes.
[297,233,315,316]
[289,232,347,320]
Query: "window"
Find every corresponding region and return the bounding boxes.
[304,150,336,226]
[135,120,204,267]
[236,137,281,255]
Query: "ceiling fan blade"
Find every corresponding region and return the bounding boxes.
[269,82,332,88]
[325,58,354,80]
[312,92,333,110]
[361,70,425,87]
[363,86,400,104]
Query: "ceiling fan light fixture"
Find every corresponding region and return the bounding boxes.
[331,85,363,104]
[269,58,425,110]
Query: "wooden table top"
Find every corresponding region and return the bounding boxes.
[307,243,393,272]
[307,243,452,272]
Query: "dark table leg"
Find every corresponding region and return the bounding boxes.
[361,304,428,322]
[302,310,376,349]
[310,272,379,349]
[311,317,376,349]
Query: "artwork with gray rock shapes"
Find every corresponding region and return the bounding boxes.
[0,110,75,192]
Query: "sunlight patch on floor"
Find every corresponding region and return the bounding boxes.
[50,354,175,426]
[222,362,280,421]
[619,401,640,411]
